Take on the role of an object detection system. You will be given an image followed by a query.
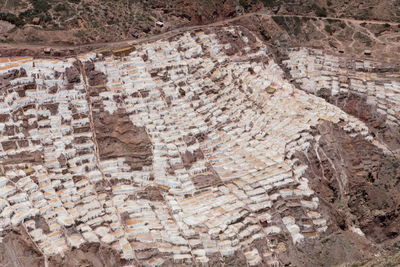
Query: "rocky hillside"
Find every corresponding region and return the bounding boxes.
[0,0,399,45]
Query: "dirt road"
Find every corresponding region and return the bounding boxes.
[379,33,400,46]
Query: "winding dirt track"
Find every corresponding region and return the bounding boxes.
[1,12,399,53]
[379,33,400,46]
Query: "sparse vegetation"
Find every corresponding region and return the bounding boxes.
[239,0,249,10]
[0,0,399,46]
[0,12,25,26]
[313,4,327,17]
[30,0,50,13]
[54,3,68,13]
[354,31,372,46]
[272,16,285,26]
[74,29,85,40]
[261,0,277,7]
[0,38,15,43]
[324,24,335,35]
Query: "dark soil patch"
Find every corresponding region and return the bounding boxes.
[93,107,153,170]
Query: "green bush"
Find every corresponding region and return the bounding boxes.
[239,0,249,10]
[0,39,15,43]
[317,8,327,17]
[0,12,25,27]
[262,0,276,7]
[313,4,327,17]
[272,16,285,26]
[54,4,68,12]
[68,0,81,3]
[40,13,52,23]
[354,31,372,46]
[30,0,50,13]
[324,24,335,35]
[18,9,33,21]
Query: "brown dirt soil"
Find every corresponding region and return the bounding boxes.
[2,0,399,47]
[136,186,165,201]
[317,89,400,150]
[341,248,400,267]
[295,121,400,244]
[181,149,204,169]
[0,68,27,87]
[287,230,377,267]
[0,227,44,267]
[33,216,50,234]
[84,61,107,87]
[48,243,126,267]
[93,108,153,171]
[65,63,81,84]
[222,250,247,266]
[191,173,222,189]
[1,150,43,165]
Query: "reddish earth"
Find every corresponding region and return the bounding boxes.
[0,227,44,267]
[305,92,400,243]
[0,226,125,267]
[93,107,153,171]
[84,61,107,87]
[83,60,153,172]
[317,90,400,150]
[278,83,400,265]
[48,243,125,267]
[293,119,400,260]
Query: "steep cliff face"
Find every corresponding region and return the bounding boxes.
[296,122,400,242]
[282,47,400,265]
